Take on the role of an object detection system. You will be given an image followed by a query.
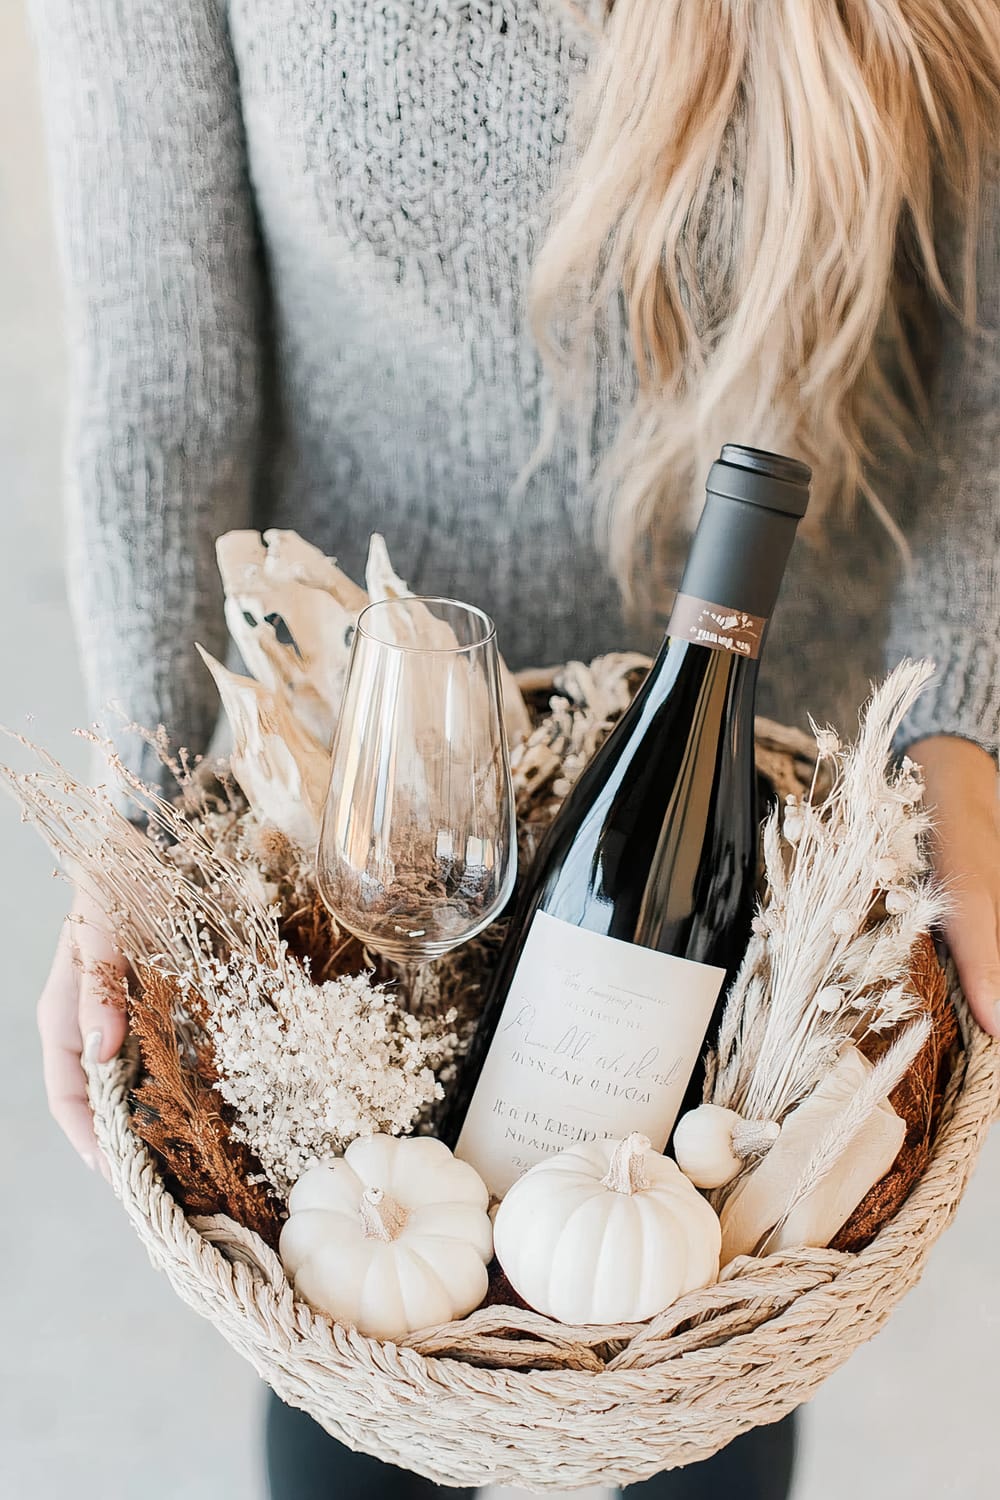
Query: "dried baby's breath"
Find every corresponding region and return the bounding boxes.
[189,955,458,1195]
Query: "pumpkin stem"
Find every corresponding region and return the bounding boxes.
[359,1187,409,1242]
[731,1119,781,1161]
[602,1133,651,1195]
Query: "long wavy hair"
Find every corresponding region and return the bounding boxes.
[532,0,1000,614]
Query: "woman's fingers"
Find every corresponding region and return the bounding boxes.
[908,735,1000,1040]
[37,896,129,1171]
[940,883,1000,1039]
[38,924,100,1165]
[71,909,129,1064]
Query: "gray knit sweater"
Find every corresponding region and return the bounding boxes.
[29,0,1000,780]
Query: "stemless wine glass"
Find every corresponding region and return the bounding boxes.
[316,597,517,974]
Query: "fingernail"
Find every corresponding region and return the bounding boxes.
[84,1029,103,1064]
[83,1153,97,1172]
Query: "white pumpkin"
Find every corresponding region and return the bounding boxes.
[279,1135,493,1342]
[493,1133,721,1325]
[673,1104,781,1190]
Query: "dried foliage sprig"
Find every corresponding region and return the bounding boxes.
[0,728,285,981]
[128,967,285,1246]
[709,660,948,1143]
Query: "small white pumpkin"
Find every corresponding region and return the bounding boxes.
[673,1104,781,1190]
[279,1135,493,1342]
[493,1133,721,1324]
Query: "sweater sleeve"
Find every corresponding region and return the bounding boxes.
[29,0,263,786]
[888,161,1000,756]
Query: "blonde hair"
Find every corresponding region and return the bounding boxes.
[532,0,1000,614]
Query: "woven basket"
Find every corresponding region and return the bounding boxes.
[84,716,1000,1493]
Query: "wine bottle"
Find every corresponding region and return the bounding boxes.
[445,445,811,1199]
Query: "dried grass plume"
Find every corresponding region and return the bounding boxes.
[706,659,949,1228]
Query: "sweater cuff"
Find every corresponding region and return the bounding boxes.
[891,627,1000,758]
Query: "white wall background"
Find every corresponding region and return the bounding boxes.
[1,3,997,1496]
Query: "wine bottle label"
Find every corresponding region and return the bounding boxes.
[668,593,766,659]
[455,910,726,1198]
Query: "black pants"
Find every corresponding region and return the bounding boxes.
[265,1392,797,1499]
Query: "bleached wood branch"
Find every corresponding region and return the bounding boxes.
[196,646,330,850]
[217,529,367,746]
[212,530,531,843]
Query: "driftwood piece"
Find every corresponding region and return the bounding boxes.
[210,531,532,844]
[195,646,329,849]
[217,529,366,746]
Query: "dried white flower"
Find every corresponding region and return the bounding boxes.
[893,758,925,805]
[783,815,804,845]
[873,856,898,885]
[831,910,856,937]
[885,887,915,915]
[193,955,458,1195]
[867,984,921,1033]
[814,986,844,1013]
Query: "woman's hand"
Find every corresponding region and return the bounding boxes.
[37,888,129,1171]
[908,736,1000,1038]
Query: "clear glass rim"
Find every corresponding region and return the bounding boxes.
[355,595,497,656]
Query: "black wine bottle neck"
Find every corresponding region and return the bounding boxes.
[664,447,810,669]
[677,491,800,622]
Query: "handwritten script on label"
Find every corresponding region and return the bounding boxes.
[455,911,725,1196]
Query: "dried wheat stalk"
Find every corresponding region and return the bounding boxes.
[707,660,948,1220]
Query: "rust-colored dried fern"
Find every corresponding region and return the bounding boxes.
[128,967,284,1247]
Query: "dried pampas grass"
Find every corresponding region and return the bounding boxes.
[706,660,948,1224]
